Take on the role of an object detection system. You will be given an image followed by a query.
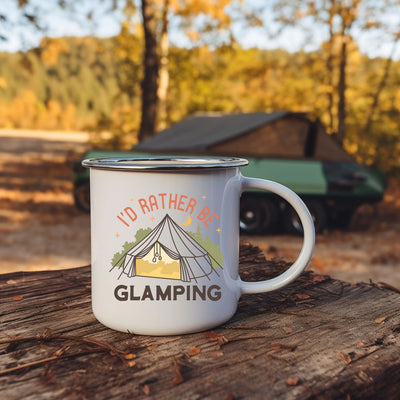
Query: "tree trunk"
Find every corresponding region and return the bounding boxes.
[139,0,159,142]
[326,1,335,135]
[336,1,361,146]
[364,37,399,134]
[337,36,347,146]
[157,0,170,131]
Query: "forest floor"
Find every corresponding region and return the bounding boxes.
[1,129,400,288]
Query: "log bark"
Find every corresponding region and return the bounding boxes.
[1,244,399,399]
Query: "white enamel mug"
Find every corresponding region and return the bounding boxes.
[83,157,315,335]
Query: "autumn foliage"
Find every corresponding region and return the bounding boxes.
[0,33,399,173]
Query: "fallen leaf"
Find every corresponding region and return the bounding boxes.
[188,347,201,356]
[13,295,23,301]
[312,275,328,283]
[339,352,352,364]
[127,360,136,368]
[141,384,150,395]
[271,345,281,350]
[124,353,136,360]
[283,326,292,333]
[358,341,365,348]
[205,332,221,340]
[375,316,386,324]
[296,293,310,300]
[286,377,299,386]
[172,357,184,385]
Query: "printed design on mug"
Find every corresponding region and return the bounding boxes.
[110,214,223,282]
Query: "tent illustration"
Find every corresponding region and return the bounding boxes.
[116,214,221,282]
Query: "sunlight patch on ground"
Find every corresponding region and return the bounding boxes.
[0,129,89,142]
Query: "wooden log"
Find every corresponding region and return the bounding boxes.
[1,244,399,399]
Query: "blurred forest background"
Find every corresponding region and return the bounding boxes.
[1,0,400,282]
[0,0,399,175]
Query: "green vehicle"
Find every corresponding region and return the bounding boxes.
[74,112,386,234]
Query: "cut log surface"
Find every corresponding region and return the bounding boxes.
[1,244,399,400]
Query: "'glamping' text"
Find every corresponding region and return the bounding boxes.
[114,284,222,302]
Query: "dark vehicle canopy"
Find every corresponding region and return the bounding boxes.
[135,111,353,162]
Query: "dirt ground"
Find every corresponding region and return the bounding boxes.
[1,129,400,288]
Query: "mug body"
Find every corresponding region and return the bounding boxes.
[85,157,247,335]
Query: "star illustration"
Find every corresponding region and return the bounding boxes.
[130,198,134,202]
[216,228,221,233]
[115,233,120,238]
[150,215,155,222]
[202,195,206,199]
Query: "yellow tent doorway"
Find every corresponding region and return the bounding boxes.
[135,243,181,280]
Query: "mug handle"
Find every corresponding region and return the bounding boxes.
[239,176,315,295]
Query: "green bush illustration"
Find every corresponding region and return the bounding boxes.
[188,226,224,269]
[111,228,152,268]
